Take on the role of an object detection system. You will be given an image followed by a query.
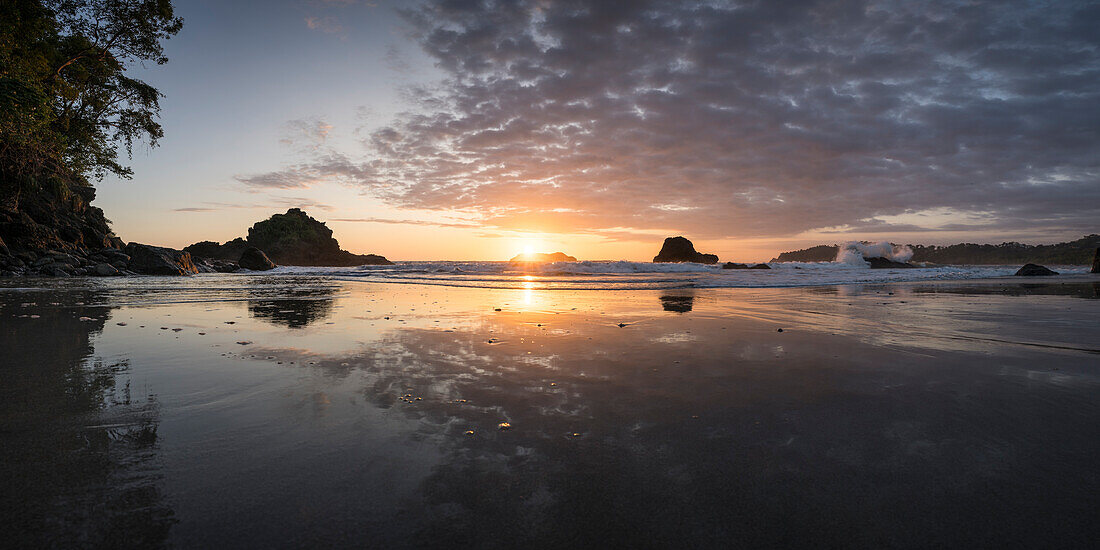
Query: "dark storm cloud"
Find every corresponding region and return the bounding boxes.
[251,0,1100,239]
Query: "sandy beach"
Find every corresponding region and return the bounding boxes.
[1,275,1097,548]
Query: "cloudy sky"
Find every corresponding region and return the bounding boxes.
[99,0,1100,261]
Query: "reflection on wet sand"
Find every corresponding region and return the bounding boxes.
[248,286,337,328]
[0,290,172,548]
[1,278,1097,548]
[241,282,1099,548]
[659,291,695,313]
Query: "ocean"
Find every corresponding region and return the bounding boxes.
[270,260,1093,290]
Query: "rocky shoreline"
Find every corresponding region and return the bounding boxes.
[0,191,391,277]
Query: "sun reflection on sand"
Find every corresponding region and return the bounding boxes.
[522,276,537,306]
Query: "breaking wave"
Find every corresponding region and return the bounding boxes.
[261,260,1088,290]
[836,241,914,266]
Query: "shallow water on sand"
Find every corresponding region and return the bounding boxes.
[1,275,1098,548]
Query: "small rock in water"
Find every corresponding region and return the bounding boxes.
[198,332,206,335]
[160,327,168,330]
[236,341,252,345]
[1014,263,1058,276]
[617,323,627,328]
[494,308,502,312]
[498,422,512,431]
[464,430,475,436]
[116,322,127,326]
[777,328,784,332]
[172,328,183,332]
[224,321,236,324]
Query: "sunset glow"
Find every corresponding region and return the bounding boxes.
[4,0,1097,547]
[88,0,1098,262]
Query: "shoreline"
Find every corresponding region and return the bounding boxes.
[3,266,1095,294]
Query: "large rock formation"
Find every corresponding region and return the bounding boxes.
[653,236,719,264]
[187,209,392,267]
[1014,264,1058,276]
[238,247,276,271]
[0,183,132,276]
[509,252,577,263]
[124,243,198,275]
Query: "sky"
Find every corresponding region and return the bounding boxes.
[97,0,1100,262]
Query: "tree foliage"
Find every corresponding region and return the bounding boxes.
[0,0,181,208]
[773,235,1100,265]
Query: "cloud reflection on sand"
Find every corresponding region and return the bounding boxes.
[3,277,1098,547]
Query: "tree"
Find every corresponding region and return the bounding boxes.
[0,0,182,210]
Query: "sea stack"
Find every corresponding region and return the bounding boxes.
[1092,248,1099,273]
[509,252,577,263]
[653,236,719,264]
[185,209,393,267]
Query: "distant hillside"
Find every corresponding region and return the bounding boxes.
[772,245,839,263]
[772,235,1100,265]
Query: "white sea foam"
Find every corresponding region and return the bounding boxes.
[836,241,914,265]
[265,261,1090,290]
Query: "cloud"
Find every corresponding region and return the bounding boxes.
[279,118,333,151]
[304,16,343,34]
[262,0,1099,241]
[331,217,477,228]
[173,198,333,213]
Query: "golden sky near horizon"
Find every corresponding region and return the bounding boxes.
[95,0,1097,261]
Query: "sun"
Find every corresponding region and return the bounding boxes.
[515,237,544,258]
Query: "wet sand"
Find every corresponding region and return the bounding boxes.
[1,276,1098,548]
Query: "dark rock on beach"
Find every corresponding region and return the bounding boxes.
[239,247,276,271]
[653,236,719,264]
[0,181,133,277]
[722,262,771,270]
[184,238,249,261]
[124,243,198,276]
[1014,263,1058,276]
[195,258,239,273]
[865,257,915,269]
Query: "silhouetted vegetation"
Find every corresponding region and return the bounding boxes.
[773,235,1100,265]
[0,0,182,210]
